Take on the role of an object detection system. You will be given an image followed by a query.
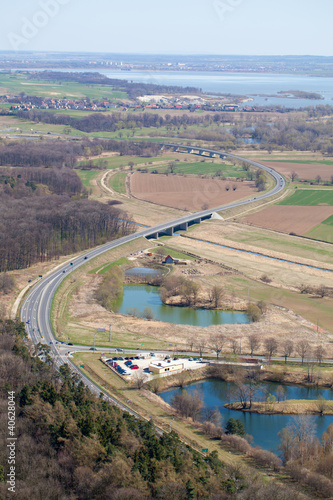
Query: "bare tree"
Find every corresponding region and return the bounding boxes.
[209,285,224,308]
[196,339,206,357]
[264,337,278,360]
[282,340,294,364]
[291,171,299,182]
[296,340,310,365]
[132,373,147,389]
[210,334,226,360]
[248,334,260,357]
[315,344,325,365]
[230,338,240,355]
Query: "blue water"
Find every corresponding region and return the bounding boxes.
[125,267,162,277]
[97,70,333,108]
[161,379,333,453]
[117,284,250,326]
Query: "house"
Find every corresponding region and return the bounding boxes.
[163,255,179,264]
[149,360,184,374]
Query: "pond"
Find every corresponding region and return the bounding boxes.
[116,284,250,327]
[160,379,333,453]
[125,267,162,277]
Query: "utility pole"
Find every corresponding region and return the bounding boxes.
[109,324,112,342]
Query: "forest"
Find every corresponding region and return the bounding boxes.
[0,139,146,271]
[0,319,319,499]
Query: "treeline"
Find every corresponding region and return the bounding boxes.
[253,118,333,154]
[30,70,200,98]
[0,138,161,168]
[0,319,300,499]
[17,108,231,133]
[0,196,131,272]
[0,167,83,196]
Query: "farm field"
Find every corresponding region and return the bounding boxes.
[242,205,333,236]
[306,214,333,243]
[151,160,249,178]
[279,189,333,206]
[261,160,333,181]
[130,172,256,211]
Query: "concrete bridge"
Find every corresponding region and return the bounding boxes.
[161,143,226,159]
[151,143,285,240]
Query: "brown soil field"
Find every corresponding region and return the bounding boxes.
[242,206,333,235]
[130,172,257,211]
[261,161,333,181]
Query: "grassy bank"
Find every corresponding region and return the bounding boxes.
[225,399,333,415]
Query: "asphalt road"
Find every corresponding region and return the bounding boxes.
[20,146,286,395]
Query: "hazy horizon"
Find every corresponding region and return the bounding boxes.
[1,0,332,56]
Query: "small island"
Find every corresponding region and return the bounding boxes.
[225,399,333,415]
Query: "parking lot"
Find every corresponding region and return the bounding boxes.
[100,352,208,381]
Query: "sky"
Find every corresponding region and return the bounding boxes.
[1,0,333,56]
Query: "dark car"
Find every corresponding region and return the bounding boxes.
[125,360,132,366]
[67,342,73,346]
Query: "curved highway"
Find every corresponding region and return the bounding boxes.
[20,145,285,402]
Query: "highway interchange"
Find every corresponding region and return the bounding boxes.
[20,145,286,406]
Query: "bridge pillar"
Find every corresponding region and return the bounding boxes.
[209,152,215,158]
[219,154,226,159]
[179,222,188,231]
[166,227,174,236]
[173,147,179,152]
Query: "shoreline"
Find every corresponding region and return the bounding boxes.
[224,400,333,416]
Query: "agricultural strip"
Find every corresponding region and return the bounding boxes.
[279,189,333,206]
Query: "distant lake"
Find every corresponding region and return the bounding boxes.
[19,68,333,108]
[98,70,333,108]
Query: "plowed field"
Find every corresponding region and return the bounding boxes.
[130,173,256,211]
[261,161,333,181]
[243,206,333,234]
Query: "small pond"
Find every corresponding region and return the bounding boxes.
[125,267,162,277]
[160,379,333,453]
[116,284,250,327]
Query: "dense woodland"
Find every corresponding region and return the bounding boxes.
[0,139,147,271]
[0,139,161,168]
[0,320,322,499]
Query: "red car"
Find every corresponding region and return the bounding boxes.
[130,365,139,370]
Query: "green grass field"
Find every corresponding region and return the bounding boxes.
[152,161,249,178]
[306,214,333,243]
[109,171,127,193]
[279,189,333,206]
[89,257,131,275]
[76,169,100,188]
[0,72,127,100]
